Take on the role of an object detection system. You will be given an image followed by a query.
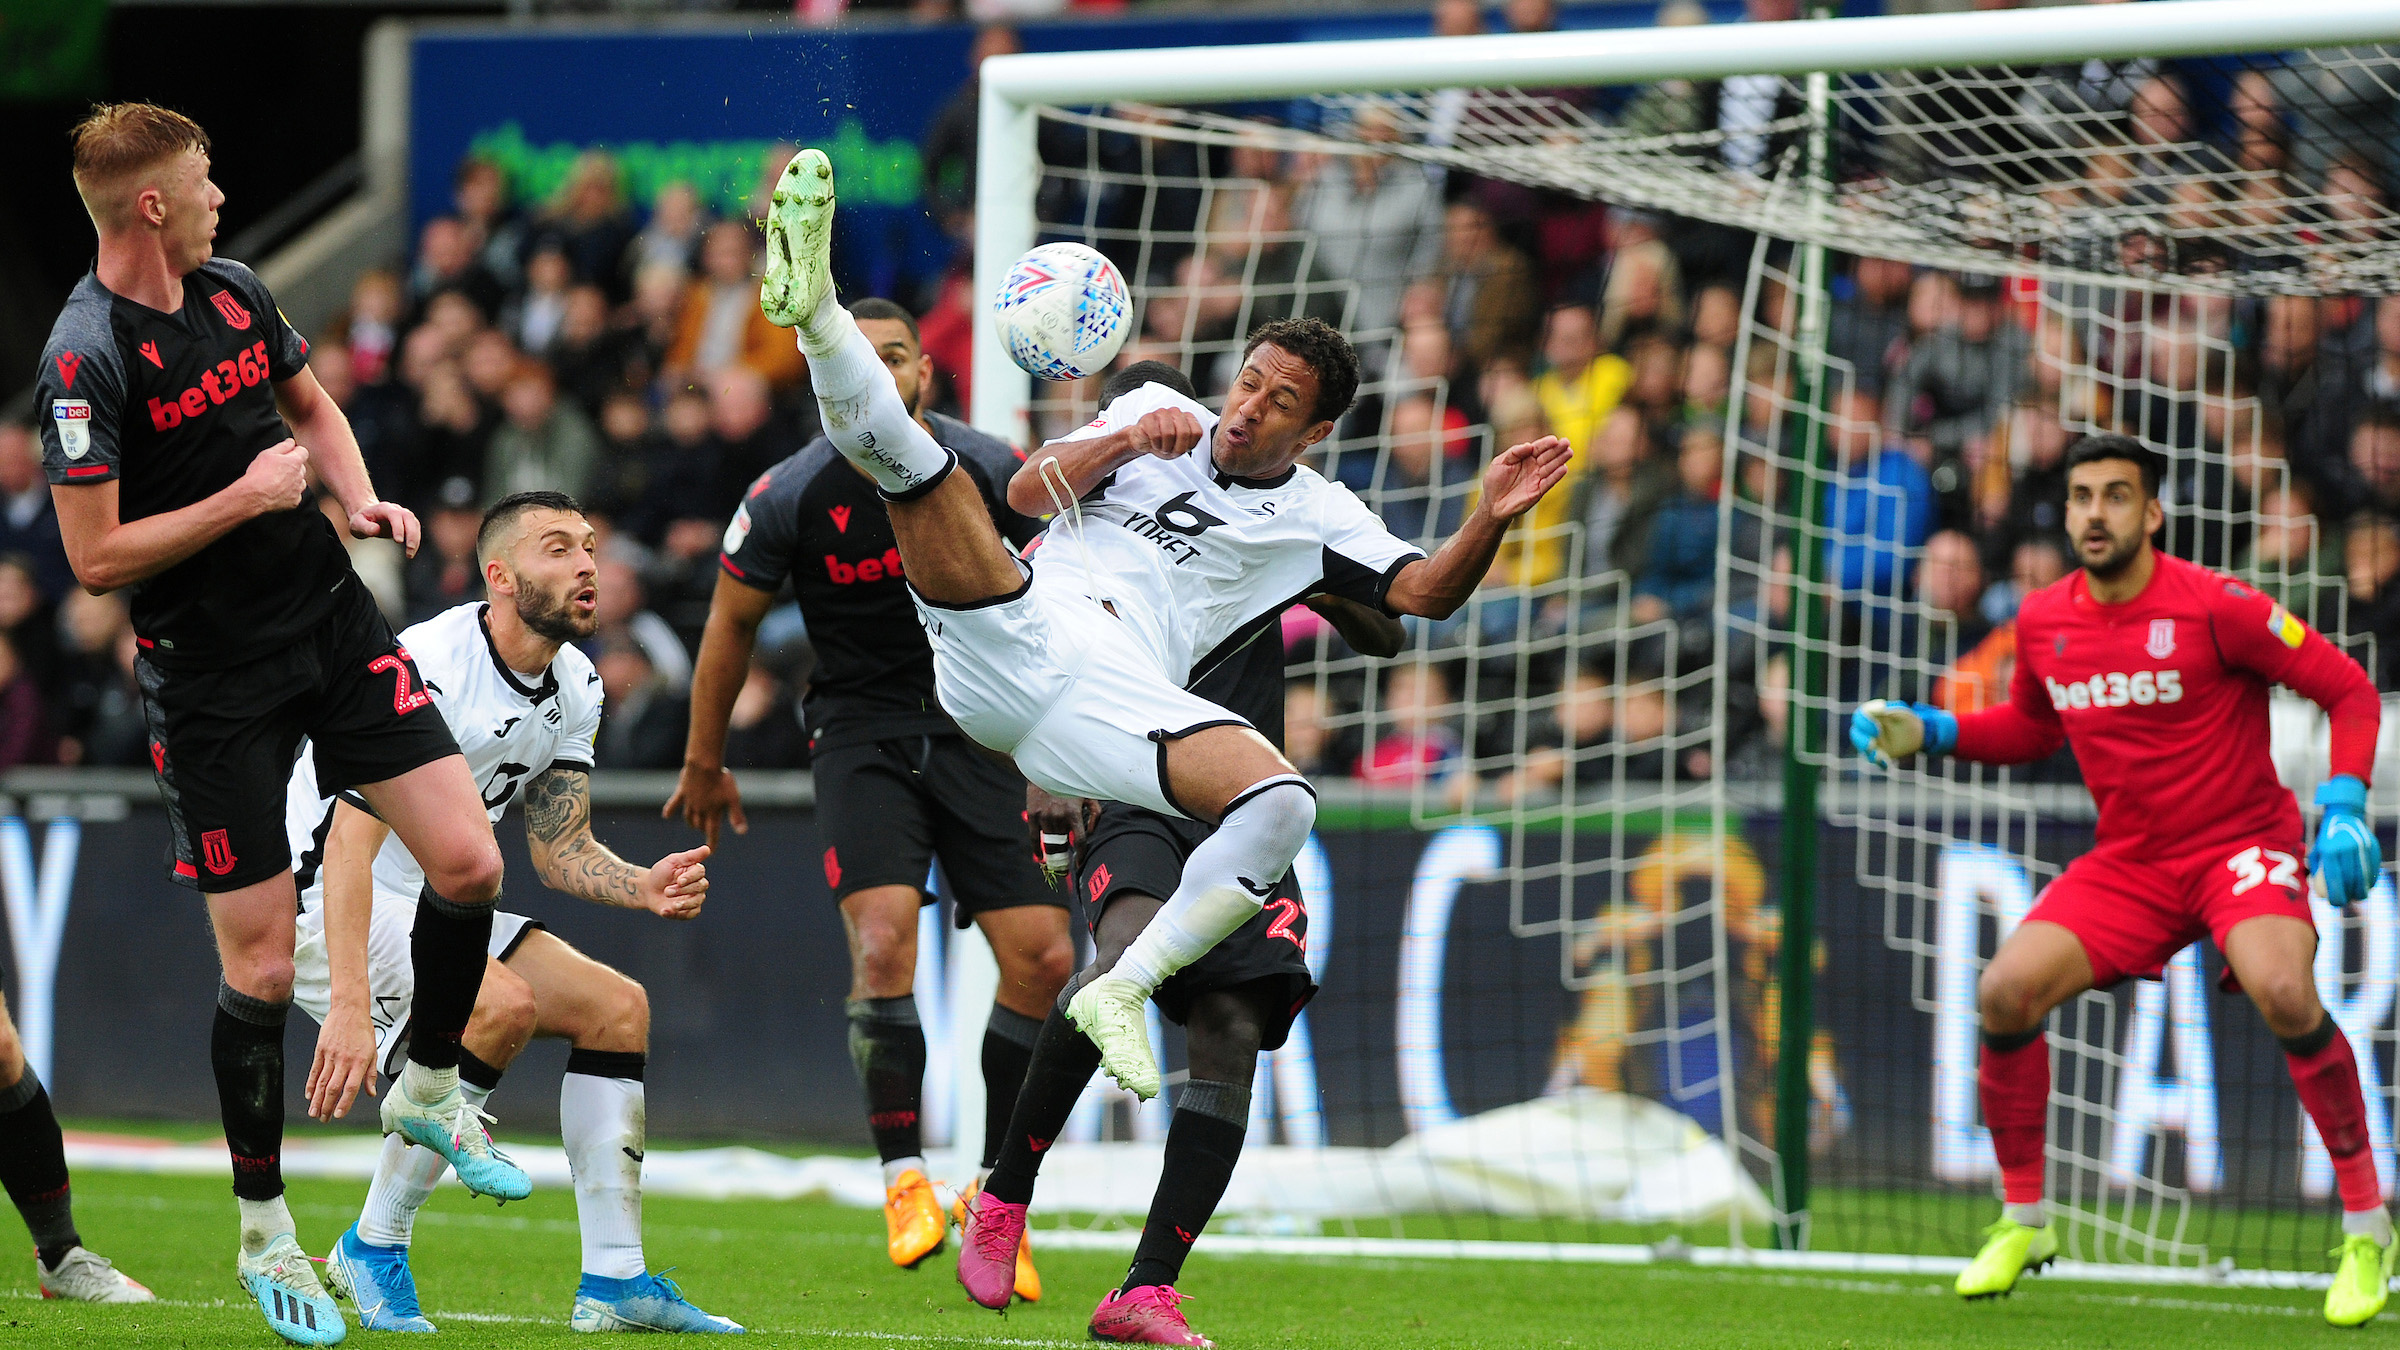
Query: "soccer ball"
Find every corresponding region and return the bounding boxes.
[992,242,1131,382]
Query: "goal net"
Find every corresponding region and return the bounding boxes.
[971,5,2400,1274]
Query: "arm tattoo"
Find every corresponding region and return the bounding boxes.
[523,768,643,908]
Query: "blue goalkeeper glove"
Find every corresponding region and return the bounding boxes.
[2309,774,2382,909]
[1849,700,1958,768]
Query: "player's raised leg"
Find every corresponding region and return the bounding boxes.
[328,960,532,1334]
[2222,914,2395,1326]
[0,995,150,1303]
[354,760,527,1201]
[1068,727,1314,1099]
[758,148,1024,607]
[836,884,946,1268]
[1956,918,2092,1299]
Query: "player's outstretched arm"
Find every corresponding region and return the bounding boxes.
[1008,407,1205,517]
[528,766,711,918]
[1385,436,1572,618]
[53,441,309,594]
[276,366,418,556]
[667,571,776,847]
[305,799,391,1121]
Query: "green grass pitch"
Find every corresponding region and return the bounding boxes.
[0,1171,2379,1347]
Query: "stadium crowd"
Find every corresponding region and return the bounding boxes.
[3,0,2394,797]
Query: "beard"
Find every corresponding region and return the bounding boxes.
[515,579,596,644]
[2081,523,2148,580]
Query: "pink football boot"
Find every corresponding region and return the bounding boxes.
[1090,1284,1213,1346]
[956,1190,1028,1310]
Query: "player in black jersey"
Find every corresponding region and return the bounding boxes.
[981,363,1404,1344]
[667,298,1072,1291]
[32,104,521,1344]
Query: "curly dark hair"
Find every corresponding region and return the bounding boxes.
[1242,317,1359,425]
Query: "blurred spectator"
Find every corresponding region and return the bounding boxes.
[707,366,802,524]
[551,285,640,412]
[1825,392,1936,605]
[404,479,487,626]
[722,658,809,769]
[2346,512,2400,690]
[1983,535,2071,627]
[1354,662,1459,784]
[1533,304,1633,460]
[503,244,574,357]
[1828,257,1913,398]
[484,362,599,506]
[0,425,69,602]
[1596,239,1685,354]
[1579,405,1675,578]
[1916,528,1993,658]
[666,221,808,393]
[409,216,504,322]
[54,595,144,767]
[2258,294,2356,496]
[1987,395,2071,568]
[1284,679,1333,778]
[0,555,58,698]
[540,150,639,302]
[592,639,687,770]
[1441,200,1541,376]
[410,362,495,507]
[1632,425,1730,623]
[346,269,406,387]
[592,559,693,694]
[633,181,708,275]
[452,157,528,295]
[1885,272,2027,465]
[1377,394,1474,546]
[2236,483,2345,629]
[0,633,56,770]
[1712,0,1802,175]
[1297,102,1446,341]
[1463,658,1618,807]
[2352,408,2400,516]
[923,24,1023,245]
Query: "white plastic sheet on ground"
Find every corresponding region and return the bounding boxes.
[65,1089,1766,1225]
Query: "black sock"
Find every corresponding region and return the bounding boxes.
[845,997,925,1164]
[212,981,289,1202]
[1124,1080,1250,1293]
[984,1005,1101,1206]
[406,885,492,1072]
[981,1005,1043,1172]
[457,1048,505,1093]
[0,1069,79,1267]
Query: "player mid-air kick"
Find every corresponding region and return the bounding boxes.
[288,492,738,1335]
[35,103,527,1345]
[757,144,1565,1338]
[1851,434,2388,1326]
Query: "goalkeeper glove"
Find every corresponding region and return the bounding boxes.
[1849,700,1958,768]
[2309,774,2382,909]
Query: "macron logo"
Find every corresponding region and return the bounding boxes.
[53,351,80,389]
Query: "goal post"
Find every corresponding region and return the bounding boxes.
[965,0,2400,1276]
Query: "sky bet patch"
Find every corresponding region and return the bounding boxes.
[2266,602,2306,649]
[51,399,90,459]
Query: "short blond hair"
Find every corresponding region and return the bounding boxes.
[69,103,210,227]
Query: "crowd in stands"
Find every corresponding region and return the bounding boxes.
[2,0,2394,801]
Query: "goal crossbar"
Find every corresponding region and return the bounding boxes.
[970,0,2400,435]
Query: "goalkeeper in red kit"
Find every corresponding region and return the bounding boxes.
[1852,435,2388,1325]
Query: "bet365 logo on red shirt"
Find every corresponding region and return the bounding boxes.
[2046,669,2183,710]
[146,340,270,431]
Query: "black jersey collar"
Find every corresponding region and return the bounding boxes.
[479,604,559,704]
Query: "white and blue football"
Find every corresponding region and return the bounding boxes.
[992,242,1131,382]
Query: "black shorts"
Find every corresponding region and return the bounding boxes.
[811,732,1064,926]
[1074,801,1317,1051]
[138,578,459,892]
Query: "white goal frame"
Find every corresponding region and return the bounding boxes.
[970,0,2400,442]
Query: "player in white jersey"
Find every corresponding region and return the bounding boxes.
[288,492,739,1335]
[757,147,1569,1116]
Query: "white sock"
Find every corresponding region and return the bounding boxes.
[883,1155,928,1189]
[1113,777,1316,995]
[562,1068,647,1279]
[358,1081,493,1247]
[2345,1206,2395,1244]
[2004,1201,2046,1229]
[398,1061,459,1105]
[799,307,952,495]
[237,1194,296,1256]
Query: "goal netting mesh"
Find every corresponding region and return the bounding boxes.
[995,33,2400,1274]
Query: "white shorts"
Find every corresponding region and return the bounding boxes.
[916,568,1245,820]
[292,891,542,1077]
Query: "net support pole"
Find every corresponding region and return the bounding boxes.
[1773,12,1839,1253]
[970,82,1040,448]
